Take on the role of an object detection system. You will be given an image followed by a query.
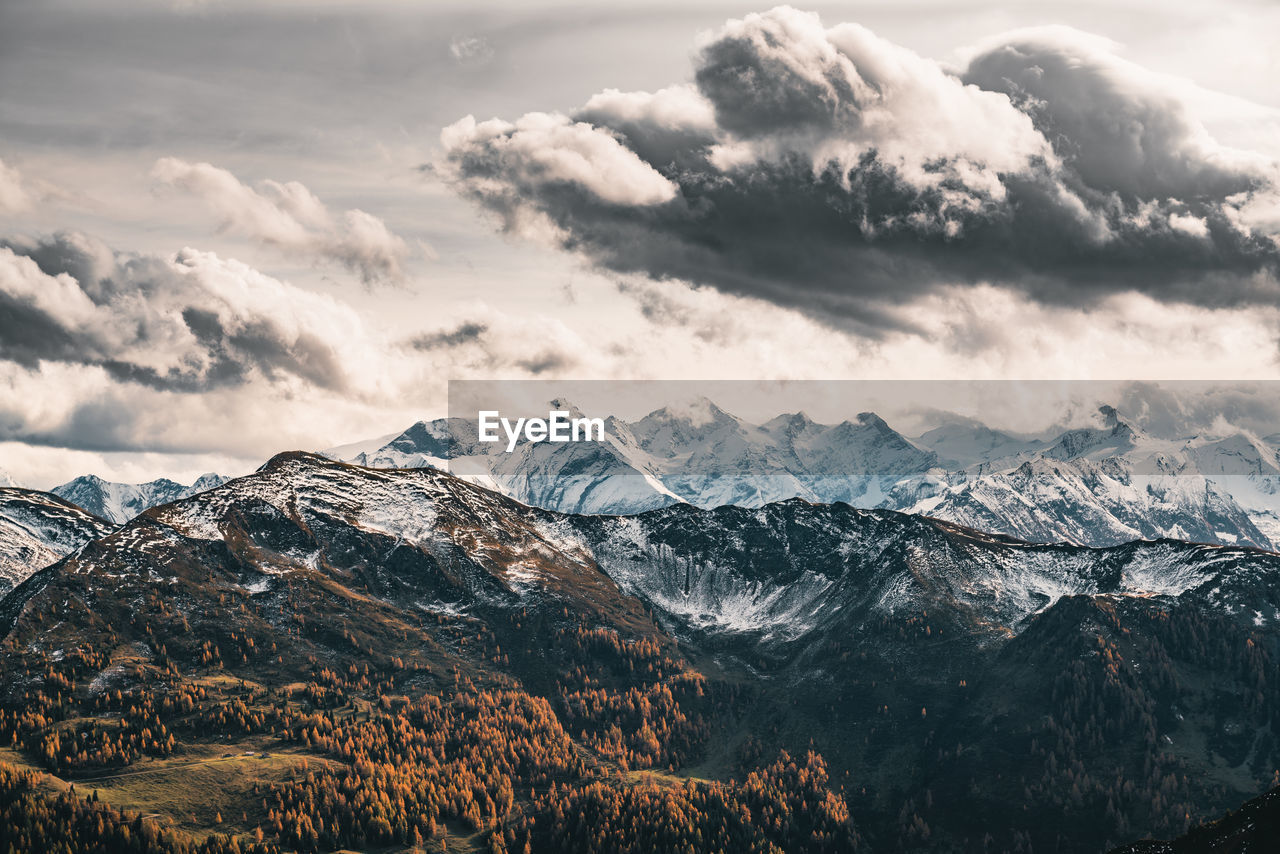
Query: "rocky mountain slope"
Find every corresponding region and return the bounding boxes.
[0,488,112,593]
[1113,784,1280,853]
[4,452,1280,851]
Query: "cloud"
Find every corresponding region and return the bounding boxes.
[442,113,679,214]
[449,35,494,67]
[400,310,590,377]
[151,158,410,283]
[0,231,363,393]
[0,229,611,460]
[439,6,1280,334]
[0,159,32,214]
[1107,380,1280,440]
[407,320,489,350]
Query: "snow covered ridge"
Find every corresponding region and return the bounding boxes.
[78,453,1280,648]
[571,502,1280,644]
[330,400,1280,550]
[52,472,227,525]
[0,488,113,594]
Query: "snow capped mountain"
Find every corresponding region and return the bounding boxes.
[1181,432,1280,476]
[31,452,1280,653]
[52,472,228,525]
[8,451,1280,853]
[0,488,112,593]
[913,418,1043,468]
[628,397,749,460]
[1044,404,1143,462]
[906,456,1273,548]
[329,400,1280,551]
[574,498,1280,646]
[335,403,937,515]
[354,418,457,469]
[36,453,638,630]
[0,471,17,488]
[352,413,681,515]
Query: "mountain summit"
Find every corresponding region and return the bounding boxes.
[52,472,228,525]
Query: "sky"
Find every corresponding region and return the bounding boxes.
[1,0,1279,488]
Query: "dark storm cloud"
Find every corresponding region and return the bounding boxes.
[515,351,574,375]
[962,33,1259,203]
[407,321,490,350]
[440,7,1280,331]
[0,288,84,368]
[0,232,354,392]
[1112,381,1280,440]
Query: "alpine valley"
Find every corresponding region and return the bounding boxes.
[2,450,1280,853]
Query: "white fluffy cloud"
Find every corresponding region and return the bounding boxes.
[695,10,1054,197]
[0,233,375,393]
[441,112,680,218]
[440,6,1280,333]
[0,160,31,214]
[151,158,410,283]
[0,230,613,470]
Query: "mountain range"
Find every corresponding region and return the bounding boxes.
[2,452,1279,851]
[32,398,1280,557]
[51,472,227,525]
[333,398,1280,551]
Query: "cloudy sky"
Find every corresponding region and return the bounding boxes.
[1,0,1279,488]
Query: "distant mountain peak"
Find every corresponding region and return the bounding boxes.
[763,411,818,435]
[547,396,589,416]
[855,411,892,431]
[192,472,226,490]
[323,399,1280,551]
[258,449,321,472]
[645,396,732,427]
[52,470,229,525]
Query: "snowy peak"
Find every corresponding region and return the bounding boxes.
[914,420,1040,468]
[641,395,735,429]
[35,451,1280,651]
[761,411,818,438]
[911,454,1274,550]
[1045,405,1143,461]
[802,414,936,475]
[326,398,1280,551]
[78,451,635,622]
[1182,432,1280,476]
[575,485,1280,645]
[52,472,228,525]
[854,411,893,433]
[354,419,457,469]
[630,397,746,458]
[191,472,226,491]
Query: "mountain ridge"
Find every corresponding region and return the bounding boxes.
[331,402,1280,551]
[5,451,1280,850]
[52,471,228,525]
[0,487,112,594]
